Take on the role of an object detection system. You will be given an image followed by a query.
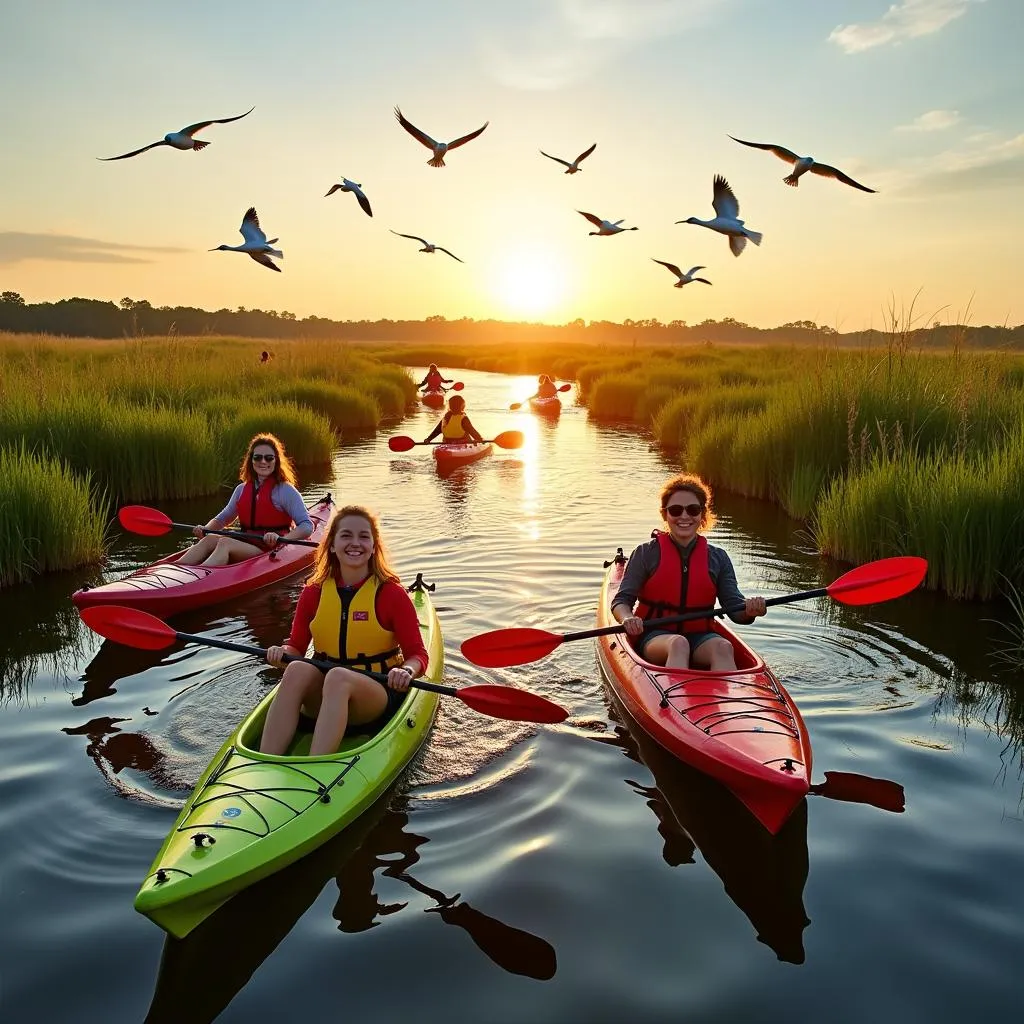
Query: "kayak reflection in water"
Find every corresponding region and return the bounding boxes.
[612,473,768,670]
[177,433,312,567]
[417,363,453,392]
[260,506,429,756]
[424,394,485,445]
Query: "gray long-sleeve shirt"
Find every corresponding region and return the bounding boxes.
[611,535,753,624]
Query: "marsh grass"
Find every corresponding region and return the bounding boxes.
[0,443,108,586]
[988,579,1024,672]
[0,333,412,583]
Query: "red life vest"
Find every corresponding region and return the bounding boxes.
[537,381,557,398]
[424,372,444,390]
[237,480,293,534]
[634,532,718,633]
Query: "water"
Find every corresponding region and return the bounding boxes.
[1,368,1021,1024]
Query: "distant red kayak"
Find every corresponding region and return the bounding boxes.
[432,441,492,472]
[72,496,334,617]
[421,390,445,409]
[528,395,561,416]
[596,555,811,834]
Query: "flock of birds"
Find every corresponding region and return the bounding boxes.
[98,105,877,280]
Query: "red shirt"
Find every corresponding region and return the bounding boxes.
[286,577,430,671]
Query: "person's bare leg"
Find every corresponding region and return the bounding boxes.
[641,634,691,669]
[309,668,389,756]
[692,637,738,672]
[200,537,264,566]
[260,662,322,755]
[177,535,219,565]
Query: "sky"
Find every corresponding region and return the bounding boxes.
[1,0,1021,331]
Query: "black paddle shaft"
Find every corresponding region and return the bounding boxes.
[172,630,458,696]
[562,586,830,642]
[170,523,318,548]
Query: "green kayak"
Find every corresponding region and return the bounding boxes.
[134,583,443,938]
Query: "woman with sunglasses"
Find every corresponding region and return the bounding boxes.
[611,473,767,670]
[260,505,428,756]
[177,433,313,566]
[423,393,485,444]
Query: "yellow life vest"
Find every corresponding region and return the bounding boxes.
[442,412,468,441]
[309,576,402,672]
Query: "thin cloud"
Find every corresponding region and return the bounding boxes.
[829,0,984,54]
[885,131,1024,196]
[476,0,723,90]
[0,232,186,265]
[896,109,961,132]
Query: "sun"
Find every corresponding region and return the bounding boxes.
[492,247,568,319]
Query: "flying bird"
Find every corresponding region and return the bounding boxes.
[390,230,463,262]
[98,107,254,161]
[728,136,876,192]
[676,176,762,258]
[325,177,372,217]
[651,259,711,287]
[393,106,489,167]
[577,211,638,236]
[539,143,597,174]
[210,207,283,272]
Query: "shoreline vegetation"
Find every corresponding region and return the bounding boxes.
[0,333,415,586]
[2,326,1022,615]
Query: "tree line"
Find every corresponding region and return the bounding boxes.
[2,291,1021,349]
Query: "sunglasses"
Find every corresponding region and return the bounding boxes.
[665,502,703,519]
[251,452,277,463]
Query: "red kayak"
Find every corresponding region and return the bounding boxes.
[421,390,446,409]
[432,441,492,473]
[72,496,334,616]
[596,554,811,834]
[528,395,561,416]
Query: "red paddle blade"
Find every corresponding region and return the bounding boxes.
[826,556,928,606]
[388,435,416,453]
[461,628,562,668]
[118,505,173,536]
[508,402,522,411]
[79,605,177,651]
[455,683,568,724]
[557,383,572,392]
[493,430,525,450]
[452,382,464,391]
[810,771,905,813]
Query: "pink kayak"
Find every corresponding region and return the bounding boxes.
[72,496,334,616]
[432,442,493,472]
[528,395,561,416]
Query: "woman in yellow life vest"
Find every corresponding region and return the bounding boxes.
[423,394,485,444]
[260,506,429,756]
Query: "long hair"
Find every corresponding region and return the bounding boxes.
[443,394,466,422]
[307,505,400,588]
[238,433,298,486]
[659,472,717,533]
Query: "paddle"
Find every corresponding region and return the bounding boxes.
[395,871,557,980]
[809,771,905,814]
[388,430,525,453]
[118,505,318,548]
[79,605,568,724]
[461,556,929,668]
[510,383,572,411]
[420,381,464,393]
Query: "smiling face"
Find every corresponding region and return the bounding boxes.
[250,442,278,482]
[331,514,374,576]
[661,488,705,545]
